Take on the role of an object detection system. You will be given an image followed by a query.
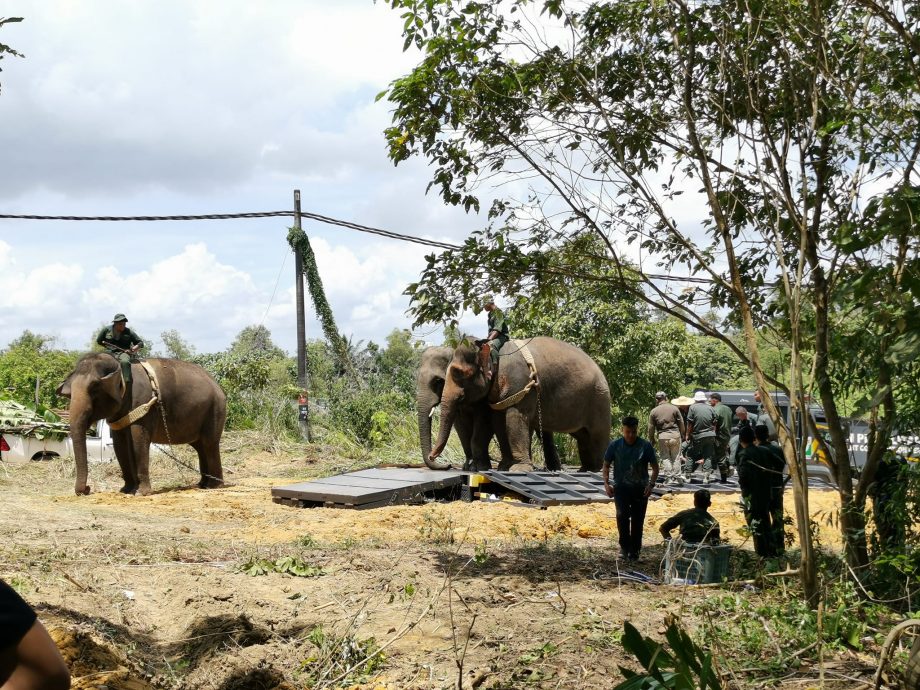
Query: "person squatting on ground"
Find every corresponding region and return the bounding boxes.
[684,391,718,482]
[604,416,659,562]
[647,392,685,484]
[736,426,783,558]
[0,579,70,690]
[478,296,508,382]
[659,489,721,545]
[95,313,143,386]
[754,424,786,556]
[709,392,734,482]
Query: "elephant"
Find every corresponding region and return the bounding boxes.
[428,337,611,472]
[418,346,494,471]
[57,353,227,496]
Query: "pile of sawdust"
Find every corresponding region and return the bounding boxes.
[60,479,842,550]
[49,628,152,690]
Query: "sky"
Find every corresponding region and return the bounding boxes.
[0,1,489,355]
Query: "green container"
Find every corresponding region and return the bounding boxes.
[664,541,732,584]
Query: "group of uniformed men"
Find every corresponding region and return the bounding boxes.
[602,391,786,561]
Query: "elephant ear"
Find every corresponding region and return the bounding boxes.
[99,369,126,403]
[56,373,75,398]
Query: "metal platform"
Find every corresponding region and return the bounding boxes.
[271,467,467,509]
[474,470,615,506]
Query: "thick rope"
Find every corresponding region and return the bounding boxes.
[489,340,539,411]
[108,362,160,431]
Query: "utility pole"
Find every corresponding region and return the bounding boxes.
[293,189,311,442]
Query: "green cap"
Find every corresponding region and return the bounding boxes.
[112,313,128,323]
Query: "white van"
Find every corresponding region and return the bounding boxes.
[0,421,116,464]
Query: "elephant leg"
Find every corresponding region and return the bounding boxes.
[131,425,153,496]
[192,438,224,488]
[454,409,475,471]
[112,430,138,494]
[498,407,531,470]
[574,428,606,473]
[470,412,493,472]
[491,411,516,471]
[542,432,561,471]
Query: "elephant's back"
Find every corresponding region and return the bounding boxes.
[146,358,226,407]
[522,337,608,391]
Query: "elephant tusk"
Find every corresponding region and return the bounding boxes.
[429,407,437,418]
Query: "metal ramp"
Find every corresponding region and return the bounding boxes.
[271,467,467,509]
[474,470,614,506]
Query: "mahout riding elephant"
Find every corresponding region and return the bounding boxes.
[57,353,226,496]
[428,337,610,472]
[417,346,559,471]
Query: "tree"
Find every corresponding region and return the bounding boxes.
[0,16,23,95]
[229,325,285,359]
[160,329,196,360]
[383,0,920,602]
[0,333,78,408]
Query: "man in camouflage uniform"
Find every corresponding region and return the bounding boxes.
[96,313,144,385]
[684,391,717,482]
[709,392,735,482]
[736,426,780,557]
[659,489,721,544]
[648,391,685,484]
[480,295,509,381]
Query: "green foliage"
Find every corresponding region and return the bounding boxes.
[159,329,196,360]
[300,625,385,687]
[0,334,79,409]
[287,226,359,383]
[613,620,722,689]
[237,556,324,578]
[229,324,285,359]
[0,16,24,95]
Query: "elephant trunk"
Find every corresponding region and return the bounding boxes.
[418,401,436,467]
[427,397,459,470]
[69,399,93,495]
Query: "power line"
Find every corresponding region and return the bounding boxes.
[0,210,460,250]
[0,209,716,282]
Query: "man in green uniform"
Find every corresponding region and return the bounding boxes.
[659,489,721,544]
[480,295,509,381]
[709,392,735,482]
[96,313,144,385]
[684,391,717,483]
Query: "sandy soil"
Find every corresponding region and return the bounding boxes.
[0,442,878,689]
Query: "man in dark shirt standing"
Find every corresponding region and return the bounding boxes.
[685,391,717,483]
[648,391,685,484]
[737,426,779,557]
[754,424,786,555]
[659,489,721,544]
[604,416,659,561]
[96,313,144,385]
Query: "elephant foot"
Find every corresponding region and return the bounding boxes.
[472,459,492,472]
[462,458,473,472]
[136,483,153,497]
[200,476,224,489]
[74,485,91,496]
[120,484,138,495]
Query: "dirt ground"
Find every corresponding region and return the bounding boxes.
[0,438,884,689]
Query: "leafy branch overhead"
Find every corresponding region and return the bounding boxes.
[0,16,24,95]
[382,0,920,599]
[287,227,361,385]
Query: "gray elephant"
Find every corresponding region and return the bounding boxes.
[418,346,494,471]
[428,337,610,471]
[57,353,226,496]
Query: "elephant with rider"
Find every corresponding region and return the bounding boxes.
[427,337,610,472]
[57,353,226,496]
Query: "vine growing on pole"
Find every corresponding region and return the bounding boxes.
[287,227,360,385]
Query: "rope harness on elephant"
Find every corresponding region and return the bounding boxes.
[108,361,161,431]
[106,360,227,487]
[488,340,539,411]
